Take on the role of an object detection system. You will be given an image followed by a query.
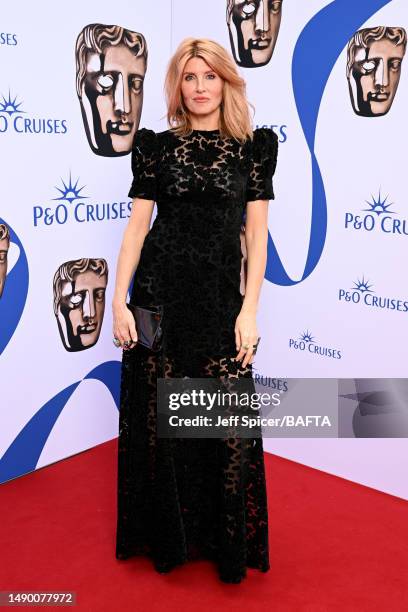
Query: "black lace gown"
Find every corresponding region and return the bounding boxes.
[115,126,279,583]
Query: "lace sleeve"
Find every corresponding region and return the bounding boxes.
[128,128,158,201]
[245,127,279,202]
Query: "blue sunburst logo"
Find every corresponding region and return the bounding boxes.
[352,276,374,294]
[300,330,315,343]
[363,189,395,216]
[0,90,25,116]
[52,172,88,204]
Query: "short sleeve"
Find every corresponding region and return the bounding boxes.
[128,128,158,200]
[245,127,279,202]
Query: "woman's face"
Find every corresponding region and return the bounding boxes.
[180,57,224,121]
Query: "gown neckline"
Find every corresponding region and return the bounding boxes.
[191,129,220,134]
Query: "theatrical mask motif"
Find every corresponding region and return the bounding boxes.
[75,23,148,156]
[53,258,108,351]
[226,0,283,68]
[347,26,406,117]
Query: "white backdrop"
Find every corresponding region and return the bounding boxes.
[1,0,407,500]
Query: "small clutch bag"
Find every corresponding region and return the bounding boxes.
[126,303,164,352]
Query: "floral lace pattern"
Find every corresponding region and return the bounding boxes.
[116,126,278,583]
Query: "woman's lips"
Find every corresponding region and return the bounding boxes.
[193,97,210,102]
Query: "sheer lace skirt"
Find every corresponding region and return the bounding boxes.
[116,344,270,584]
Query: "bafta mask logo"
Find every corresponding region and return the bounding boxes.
[75,24,148,156]
[0,223,10,298]
[347,26,406,117]
[53,258,108,351]
[226,0,283,68]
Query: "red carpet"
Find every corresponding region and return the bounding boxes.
[0,440,407,611]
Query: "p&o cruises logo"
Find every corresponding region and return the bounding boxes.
[0,90,67,134]
[289,331,342,360]
[345,189,407,237]
[338,277,408,313]
[33,172,131,227]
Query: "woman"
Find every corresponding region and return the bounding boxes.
[112,37,278,584]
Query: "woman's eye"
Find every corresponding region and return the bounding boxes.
[97,74,114,90]
[184,74,216,81]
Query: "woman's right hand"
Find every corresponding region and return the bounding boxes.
[112,301,138,350]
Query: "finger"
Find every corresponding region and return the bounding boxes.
[127,312,138,344]
[123,327,138,350]
[236,348,245,361]
[242,347,254,368]
[242,334,258,366]
[235,327,241,354]
[119,326,134,350]
[125,338,138,350]
[236,350,245,362]
[129,322,138,344]
[113,328,125,348]
[236,335,250,361]
[237,333,250,356]
[249,347,258,364]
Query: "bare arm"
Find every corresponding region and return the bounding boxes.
[112,197,155,348]
[112,197,155,306]
[241,200,269,313]
[235,199,269,366]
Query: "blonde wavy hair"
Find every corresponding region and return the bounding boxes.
[164,37,254,142]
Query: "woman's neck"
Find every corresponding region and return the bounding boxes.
[188,110,220,131]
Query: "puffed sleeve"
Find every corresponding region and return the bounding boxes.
[128,128,158,200]
[246,127,279,202]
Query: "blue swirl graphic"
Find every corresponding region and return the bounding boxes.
[266,0,392,286]
[0,361,121,483]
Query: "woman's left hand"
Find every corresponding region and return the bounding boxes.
[234,309,259,368]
